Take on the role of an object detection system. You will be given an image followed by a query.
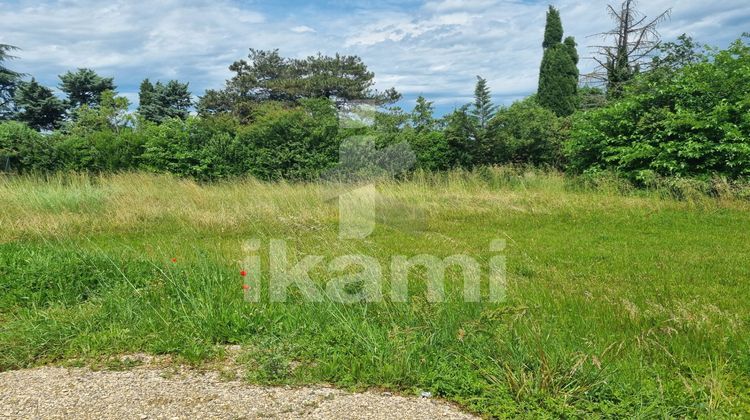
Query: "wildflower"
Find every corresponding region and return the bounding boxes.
[242,284,250,290]
[240,270,247,277]
[171,258,177,263]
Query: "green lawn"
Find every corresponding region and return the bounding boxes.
[1,170,749,417]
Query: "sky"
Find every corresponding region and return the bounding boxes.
[1,0,749,115]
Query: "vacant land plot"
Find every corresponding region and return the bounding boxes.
[1,171,748,417]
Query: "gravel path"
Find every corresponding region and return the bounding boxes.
[0,366,476,419]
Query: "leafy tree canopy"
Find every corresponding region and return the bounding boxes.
[69,90,131,134]
[411,96,436,133]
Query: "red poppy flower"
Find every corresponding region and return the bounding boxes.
[242,284,250,290]
[171,258,177,263]
[240,270,247,277]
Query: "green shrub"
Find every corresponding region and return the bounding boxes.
[55,129,146,173]
[406,129,451,171]
[139,117,241,180]
[488,98,567,167]
[567,37,750,181]
[235,99,339,180]
[0,121,58,172]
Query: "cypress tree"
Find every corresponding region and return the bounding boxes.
[564,36,579,66]
[538,6,579,116]
[542,6,563,48]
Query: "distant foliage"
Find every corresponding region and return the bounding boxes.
[405,97,451,171]
[1,30,748,186]
[444,105,480,168]
[68,90,132,135]
[567,37,750,180]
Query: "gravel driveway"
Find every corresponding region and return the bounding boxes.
[0,366,477,419]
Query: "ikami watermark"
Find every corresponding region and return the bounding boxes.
[240,238,507,303]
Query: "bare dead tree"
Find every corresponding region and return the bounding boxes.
[585,0,671,97]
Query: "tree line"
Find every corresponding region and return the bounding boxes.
[1,1,749,183]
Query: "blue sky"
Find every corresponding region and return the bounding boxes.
[1,0,749,115]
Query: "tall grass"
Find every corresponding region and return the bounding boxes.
[0,169,749,417]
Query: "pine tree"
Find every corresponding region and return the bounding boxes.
[198,49,400,120]
[13,78,67,131]
[538,6,579,116]
[470,76,496,129]
[161,80,192,120]
[138,79,155,111]
[411,96,435,133]
[59,68,116,108]
[138,79,191,123]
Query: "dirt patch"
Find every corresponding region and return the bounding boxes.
[0,365,476,419]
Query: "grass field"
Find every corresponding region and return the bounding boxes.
[1,169,749,417]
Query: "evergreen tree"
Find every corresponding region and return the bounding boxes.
[564,36,580,65]
[444,105,478,168]
[470,76,497,129]
[13,78,66,130]
[198,49,400,121]
[537,6,579,116]
[542,6,563,48]
[138,79,191,123]
[59,68,115,108]
[138,79,155,112]
[161,80,192,119]
[411,96,435,133]
[0,44,22,120]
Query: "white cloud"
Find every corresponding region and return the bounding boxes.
[1,0,747,112]
[291,25,316,33]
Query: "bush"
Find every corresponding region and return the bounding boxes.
[488,98,567,167]
[406,129,451,171]
[235,99,339,180]
[567,37,750,181]
[0,121,57,172]
[55,129,146,173]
